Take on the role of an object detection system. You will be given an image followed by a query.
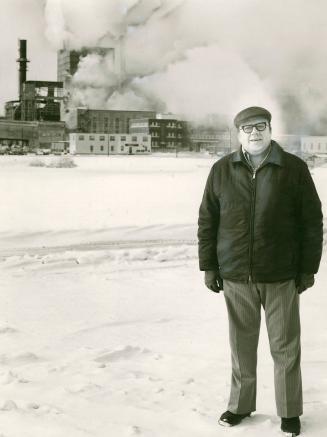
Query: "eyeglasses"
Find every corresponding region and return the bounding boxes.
[240,122,268,134]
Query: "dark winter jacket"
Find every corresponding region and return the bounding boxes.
[198,141,323,283]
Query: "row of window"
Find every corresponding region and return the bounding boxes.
[152,141,182,147]
[303,143,327,150]
[88,145,149,152]
[89,145,112,152]
[78,135,148,142]
[190,135,224,140]
[90,128,122,134]
[149,123,182,128]
[91,117,128,123]
[90,117,130,125]
[151,133,182,138]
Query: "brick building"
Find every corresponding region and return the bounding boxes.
[64,108,156,134]
[129,118,189,151]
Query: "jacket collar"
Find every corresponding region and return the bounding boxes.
[231,140,284,167]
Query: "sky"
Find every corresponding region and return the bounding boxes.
[1,0,327,134]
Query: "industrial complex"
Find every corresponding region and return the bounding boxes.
[0,38,237,156]
[0,39,321,158]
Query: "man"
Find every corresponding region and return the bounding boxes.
[197,106,323,436]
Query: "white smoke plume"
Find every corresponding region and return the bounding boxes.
[44,0,327,133]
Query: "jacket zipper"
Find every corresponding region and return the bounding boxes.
[242,146,271,282]
[248,169,257,282]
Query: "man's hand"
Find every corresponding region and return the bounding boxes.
[205,270,223,293]
[295,273,315,294]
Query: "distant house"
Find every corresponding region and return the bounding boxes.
[69,133,151,155]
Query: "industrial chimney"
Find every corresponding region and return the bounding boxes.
[17,39,29,100]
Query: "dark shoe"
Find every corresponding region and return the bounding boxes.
[281,416,301,436]
[218,410,251,427]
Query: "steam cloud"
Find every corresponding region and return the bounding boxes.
[44,0,327,134]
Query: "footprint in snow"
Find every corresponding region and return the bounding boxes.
[0,400,18,411]
[95,345,152,363]
[127,425,142,435]
[0,352,40,366]
[22,402,62,415]
[65,382,102,394]
[0,370,18,385]
[0,324,18,334]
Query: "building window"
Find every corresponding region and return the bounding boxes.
[89,135,95,140]
[121,146,124,151]
[78,135,84,140]
[111,146,114,152]
[100,146,104,151]
[132,136,137,141]
[121,136,126,141]
[99,135,105,141]
[110,136,115,141]
[143,137,148,142]
[90,145,94,152]
[115,118,120,133]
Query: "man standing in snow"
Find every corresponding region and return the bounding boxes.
[197,106,323,436]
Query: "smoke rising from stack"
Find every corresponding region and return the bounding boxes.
[44,0,327,133]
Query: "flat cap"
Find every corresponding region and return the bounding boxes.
[234,106,271,128]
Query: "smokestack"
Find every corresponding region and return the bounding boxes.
[17,39,29,100]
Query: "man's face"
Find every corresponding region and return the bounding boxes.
[237,115,272,155]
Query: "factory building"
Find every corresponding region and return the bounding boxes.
[57,49,84,82]
[301,136,327,155]
[69,132,151,155]
[65,108,156,134]
[0,119,65,149]
[129,117,188,151]
[0,39,65,152]
[5,40,63,122]
[57,46,117,83]
[57,41,125,119]
[188,128,232,154]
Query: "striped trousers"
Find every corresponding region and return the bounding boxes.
[223,279,302,418]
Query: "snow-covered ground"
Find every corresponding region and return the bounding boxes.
[0,154,326,437]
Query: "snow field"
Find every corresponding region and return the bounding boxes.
[0,154,326,436]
